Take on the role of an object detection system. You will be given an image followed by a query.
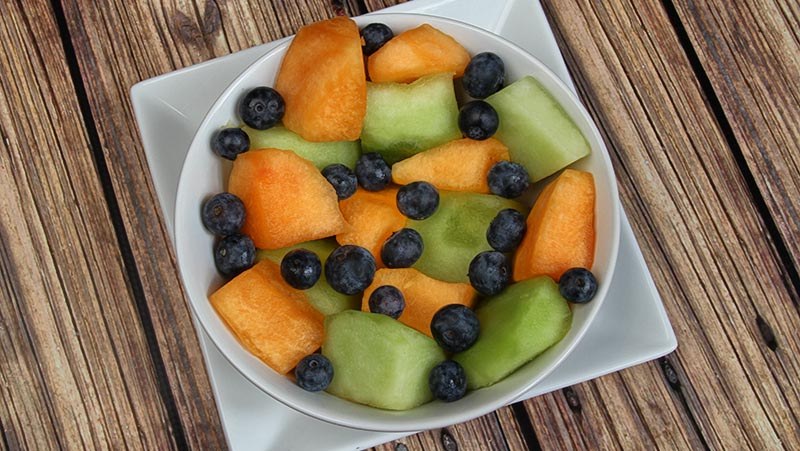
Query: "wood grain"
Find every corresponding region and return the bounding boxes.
[671,0,800,272]
[0,0,179,449]
[372,408,528,451]
[526,0,800,448]
[361,1,780,448]
[1,0,799,449]
[55,0,361,449]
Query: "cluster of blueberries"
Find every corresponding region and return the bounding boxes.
[203,81,288,277]
[204,22,599,402]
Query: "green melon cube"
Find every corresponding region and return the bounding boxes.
[410,191,527,283]
[257,239,359,315]
[243,125,360,169]
[454,277,572,389]
[322,310,445,410]
[361,73,462,164]
[486,76,590,182]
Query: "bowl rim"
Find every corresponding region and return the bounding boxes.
[175,12,620,432]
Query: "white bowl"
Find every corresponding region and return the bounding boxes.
[175,13,620,432]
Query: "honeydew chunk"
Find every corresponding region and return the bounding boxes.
[410,191,526,283]
[454,277,572,389]
[486,76,590,182]
[244,125,360,170]
[322,310,445,410]
[361,73,461,164]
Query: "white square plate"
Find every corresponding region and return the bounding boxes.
[131,0,676,448]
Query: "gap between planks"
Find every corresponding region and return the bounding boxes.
[661,0,800,309]
[47,0,191,448]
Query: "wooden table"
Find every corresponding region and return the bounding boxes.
[1,0,798,449]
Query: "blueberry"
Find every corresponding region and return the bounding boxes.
[280,249,322,290]
[368,285,405,319]
[397,182,439,220]
[559,268,598,304]
[468,251,510,296]
[361,23,393,56]
[430,304,480,353]
[324,245,377,295]
[322,164,357,200]
[488,161,530,198]
[355,152,392,191]
[487,209,526,252]
[463,52,505,99]
[295,354,334,392]
[214,233,256,277]
[238,86,285,130]
[429,360,467,402]
[211,128,250,160]
[381,228,423,268]
[202,193,246,236]
[458,100,499,140]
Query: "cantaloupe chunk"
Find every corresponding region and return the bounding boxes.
[367,24,470,83]
[362,268,476,337]
[336,188,406,265]
[513,169,595,282]
[228,148,346,249]
[392,138,510,192]
[275,17,366,142]
[210,260,324,374]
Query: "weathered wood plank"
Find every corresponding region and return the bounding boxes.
[525,0,800,448]
[20,0,797,449]
[0,0,179,449]
[373,408,529,451]
[57,0,361,448]
[672,0,800,272]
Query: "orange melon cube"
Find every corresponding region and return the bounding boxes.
[362,268,476,337]
[336,188,406,266]
[275,17,366,142]
[367,24,470,83]
[210,260,324,374]
[392,138,510,192]
[513,169,596,282]
[228,148,346,249]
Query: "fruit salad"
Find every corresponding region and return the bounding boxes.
[203,16,599,411]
